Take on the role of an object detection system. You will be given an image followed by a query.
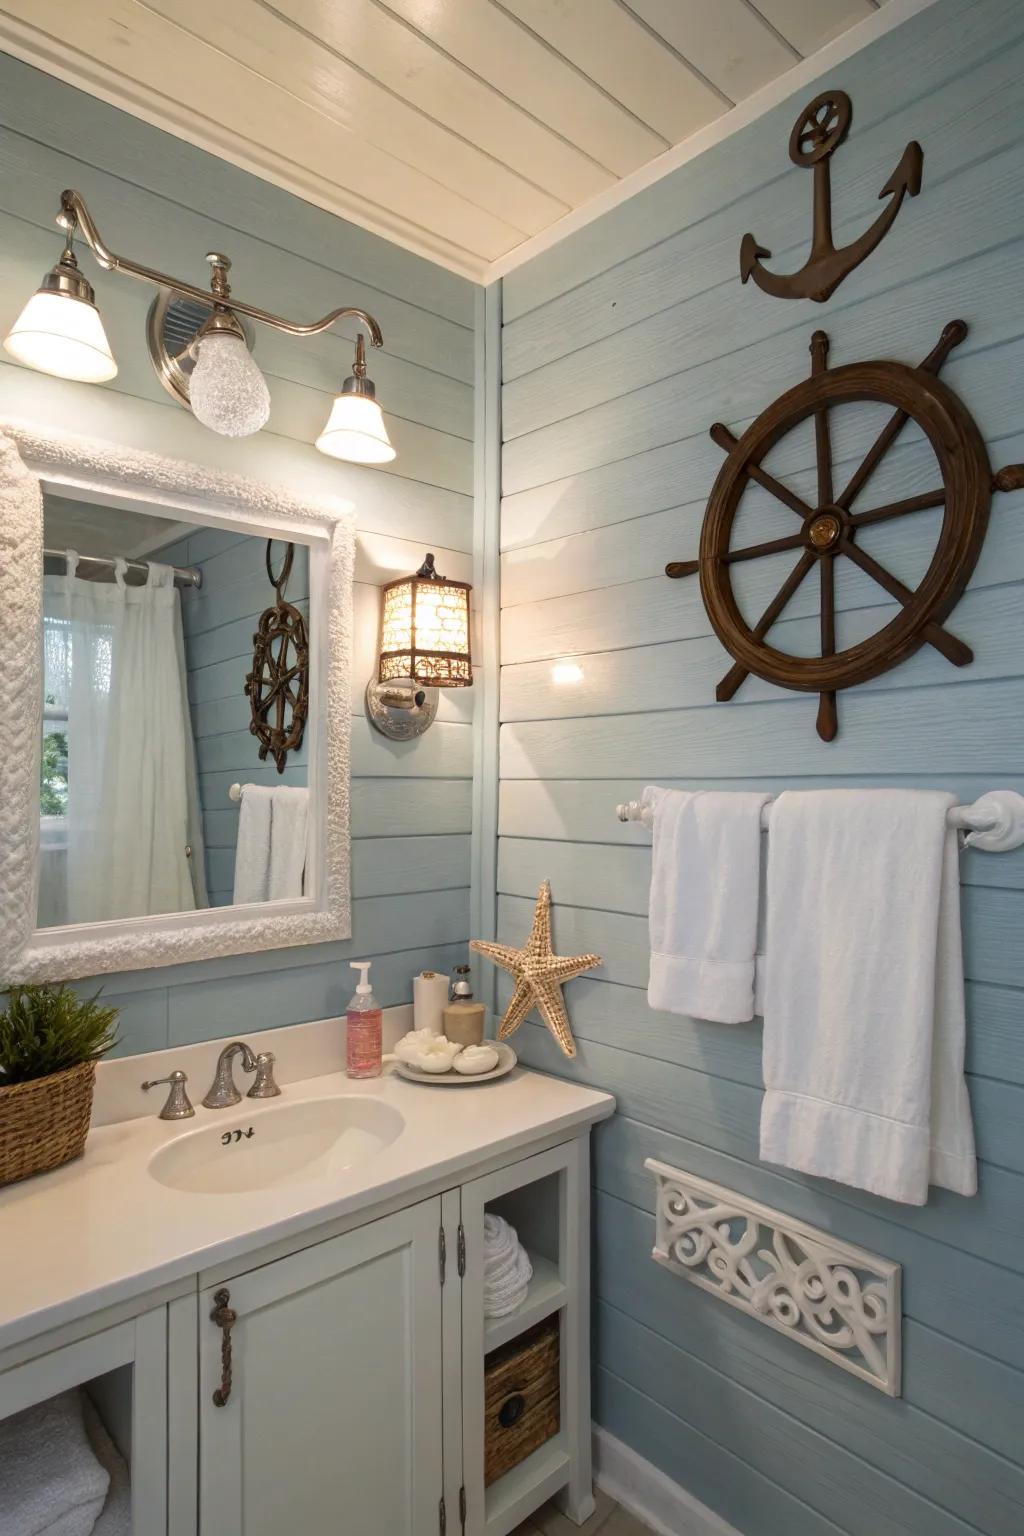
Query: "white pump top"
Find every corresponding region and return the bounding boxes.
[349,960,373,995]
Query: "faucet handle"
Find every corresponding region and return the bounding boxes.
[247,1051,282,1100]
[142,1069,195,1120]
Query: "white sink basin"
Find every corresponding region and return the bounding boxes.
[148,1096,405,1195]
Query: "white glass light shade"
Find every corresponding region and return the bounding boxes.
[3,289,117,383]
[316,392,396,464]
[188,332,270,437]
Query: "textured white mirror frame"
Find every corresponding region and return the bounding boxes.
[0,423,354,981]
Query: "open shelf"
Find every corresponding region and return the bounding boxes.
[485,1253,567,1353]
[484,1437,570,1536]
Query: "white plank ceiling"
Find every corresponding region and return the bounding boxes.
[0,0,906,280]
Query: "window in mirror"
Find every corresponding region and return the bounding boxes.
[38,493,311,928]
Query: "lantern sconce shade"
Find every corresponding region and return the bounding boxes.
[366,553,473,739]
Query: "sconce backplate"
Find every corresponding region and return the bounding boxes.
[365,677,439,740]
[146,289,256,408]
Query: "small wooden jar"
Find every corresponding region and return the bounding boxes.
[484,1316,560,1486]
[443,999,486,1048]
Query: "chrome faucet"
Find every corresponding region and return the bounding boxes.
[142,1069,195,1120]
[249,1051,282,1100]
[202,1041,281,1108]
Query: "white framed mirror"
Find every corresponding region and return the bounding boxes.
[0,424,354,981]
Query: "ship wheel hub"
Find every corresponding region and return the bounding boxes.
[806,508,843,551]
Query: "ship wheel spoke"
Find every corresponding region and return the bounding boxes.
[810,332,834,508]
[711,423,814,520]
[817,553,837,741]
[836,406,911,510]
[848,488,945,527]
[840,541,972,666]
[724,531,807,565]
[837,321,966,510]
[666,528,806,579]
[717,550,816,701]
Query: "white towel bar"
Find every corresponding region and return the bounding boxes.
[228,782,244,802]
[615,788,1024,853]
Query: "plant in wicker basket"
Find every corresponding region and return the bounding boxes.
[0,984,119,1186]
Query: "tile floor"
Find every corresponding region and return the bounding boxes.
[512,1488,654,1535]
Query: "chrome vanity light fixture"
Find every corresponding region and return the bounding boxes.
[366,553,473,740]
[3,190,394,461]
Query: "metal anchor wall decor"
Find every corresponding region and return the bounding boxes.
[740,89,923,303]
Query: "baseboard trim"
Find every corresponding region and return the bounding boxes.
[593,1425,744,1536]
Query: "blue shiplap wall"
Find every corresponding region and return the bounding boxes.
[498,1,1024,1531]
[0,53,477,1052]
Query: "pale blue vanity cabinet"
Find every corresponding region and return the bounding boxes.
[197,1199,444,1536]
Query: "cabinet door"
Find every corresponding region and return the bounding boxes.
[199,1199,443,1536]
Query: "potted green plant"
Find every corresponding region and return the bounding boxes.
[0,984,118,1185]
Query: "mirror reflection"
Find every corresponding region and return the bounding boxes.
[38,493,311,928]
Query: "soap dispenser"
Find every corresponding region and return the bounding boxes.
[346,961,383,1078]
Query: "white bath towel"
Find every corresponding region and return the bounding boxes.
[233,785,308,903]
[0,1389,109,1536]
[643,785,771,1023]
[760,790,977,1206]
[267,786,309,902]
[483,1213,533,1318]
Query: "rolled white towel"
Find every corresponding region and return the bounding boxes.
[0,1390,109,1536]
[483,1213,533,1318]
[82,1395,131,1536]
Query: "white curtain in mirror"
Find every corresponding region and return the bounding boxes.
[39,553,207,925]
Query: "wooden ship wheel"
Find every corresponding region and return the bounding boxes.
[666,320,1024,739]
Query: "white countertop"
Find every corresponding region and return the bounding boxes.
[0,1062,613,1353]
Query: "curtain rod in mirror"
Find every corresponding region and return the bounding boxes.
[42,548,202,591]
[2,190,396,464]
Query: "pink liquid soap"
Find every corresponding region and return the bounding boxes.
[346,960,383,1079]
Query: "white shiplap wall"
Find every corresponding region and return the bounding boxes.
[495,0,1024,1531]
[0,51,477,1052]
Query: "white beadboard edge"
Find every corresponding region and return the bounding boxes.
[593,1425,744,1536]
[486,0,939,285]
[0,0,937,286]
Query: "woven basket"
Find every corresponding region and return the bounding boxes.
[484,1315,560,1486]
[0,1060,96,1186]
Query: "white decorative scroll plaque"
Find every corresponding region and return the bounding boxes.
[646,1158,902,1395]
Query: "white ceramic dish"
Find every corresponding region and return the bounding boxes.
[393,1041,517,1086]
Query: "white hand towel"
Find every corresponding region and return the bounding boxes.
[644,785,770,1023]
[760,789,977,1206]
[0,1390,109,1536]
[232,785,273,904]
[232,785,308,903]
[268,786,309,901]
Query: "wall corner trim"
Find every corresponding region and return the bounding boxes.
[593,1425,745,1536]
[469,283,502,1009]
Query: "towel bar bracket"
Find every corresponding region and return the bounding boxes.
[616,788,1024,852]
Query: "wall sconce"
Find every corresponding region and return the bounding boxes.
[366,553,473,740]
[2,190,395,463]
